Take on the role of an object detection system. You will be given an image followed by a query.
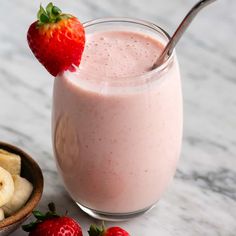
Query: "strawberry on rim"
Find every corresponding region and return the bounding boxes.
[27,2,85,76]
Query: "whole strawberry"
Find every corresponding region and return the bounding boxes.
[27,2,85,76]
[22,202,82,236]
[88,224,130,236]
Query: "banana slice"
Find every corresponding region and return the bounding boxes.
[0,167,14,208]
[0,150,21,175]
[3,175,33,216]
[0,149,10,155]
[0,208,4,221]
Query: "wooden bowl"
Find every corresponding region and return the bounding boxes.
[0,142,44,236]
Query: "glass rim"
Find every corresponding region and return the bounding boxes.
[71,17,175,85]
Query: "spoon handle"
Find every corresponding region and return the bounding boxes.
[152,0,216,69]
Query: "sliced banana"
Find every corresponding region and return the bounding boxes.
[0,149,10,155]
[0,167,14,208]
[0,150,21,175]
[3,175,33,216]
[0,208,4,221]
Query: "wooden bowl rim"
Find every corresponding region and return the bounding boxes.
[0,142,44,229]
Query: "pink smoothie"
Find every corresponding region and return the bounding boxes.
[52,29,182,213]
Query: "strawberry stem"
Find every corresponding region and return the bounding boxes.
[48,202,56,213]
[37,2,72,26]
[88,224,106,236]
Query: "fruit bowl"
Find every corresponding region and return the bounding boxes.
[0,142,43,236]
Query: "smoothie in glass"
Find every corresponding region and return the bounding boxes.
[52,18,182,220]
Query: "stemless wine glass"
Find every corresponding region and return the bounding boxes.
[52,18,182,221]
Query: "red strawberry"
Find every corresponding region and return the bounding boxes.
[88,224,130,236]
[27,2,85,76]
[22,202,83,236]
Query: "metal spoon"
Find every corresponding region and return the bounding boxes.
[152,0,217,69]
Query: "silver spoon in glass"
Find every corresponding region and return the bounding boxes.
[152,0,217,69]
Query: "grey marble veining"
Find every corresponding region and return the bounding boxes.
[0,0,235,235]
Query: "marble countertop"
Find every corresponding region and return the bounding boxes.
[0,0,235,235]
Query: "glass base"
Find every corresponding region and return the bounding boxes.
[76,202,155,221]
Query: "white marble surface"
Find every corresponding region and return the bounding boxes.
[0,0,235,235]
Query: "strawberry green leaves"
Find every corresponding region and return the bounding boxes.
[88,224,105,236]
[37,5,49,24]
[37,2,69,26]
[22,202,59,232]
